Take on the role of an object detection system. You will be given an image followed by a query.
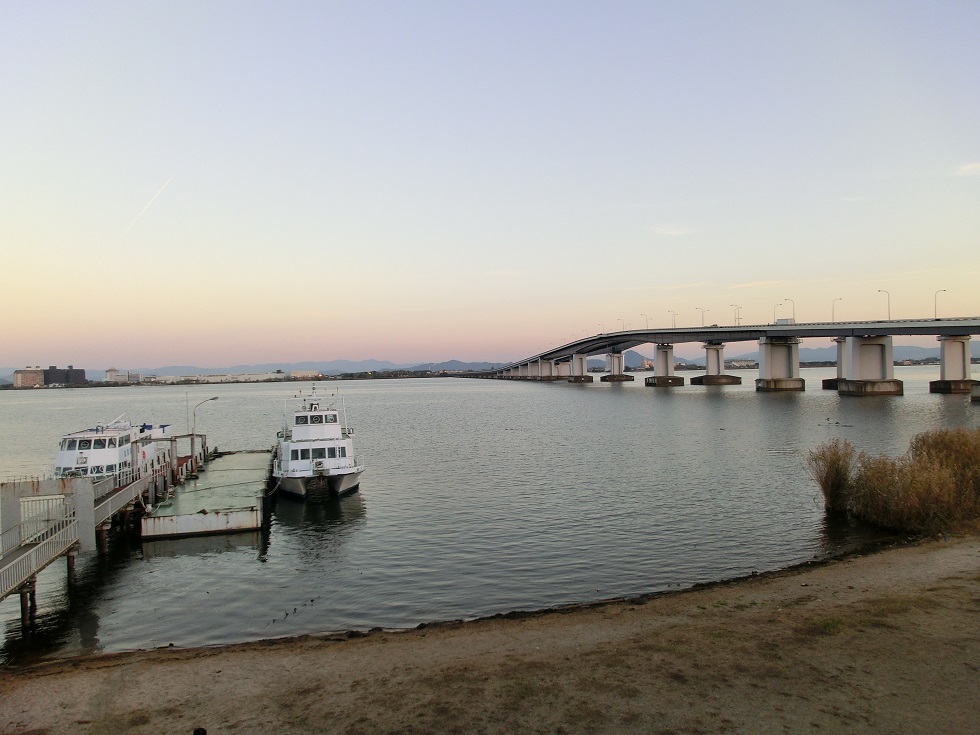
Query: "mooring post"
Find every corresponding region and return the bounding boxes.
[19,577,37,626]
[67,549,77,582]
[97,523,110,554]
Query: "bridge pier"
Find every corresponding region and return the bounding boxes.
[535,359,559,381]
[568,354,593,383]
[756,336,805,391]
[601,352,633,382]
[646,344,684,387]
[930,335,973,393]
[691,342,741,385]
[838,336,903,396]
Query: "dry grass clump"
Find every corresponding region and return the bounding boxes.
[806,428,980,534]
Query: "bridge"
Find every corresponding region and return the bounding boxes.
[491,317,980,396]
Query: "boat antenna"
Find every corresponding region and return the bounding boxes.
[108,413,126,425]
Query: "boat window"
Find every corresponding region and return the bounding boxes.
[295,415,309,425]
[290,449,299,461]
[311,414,323,424]
[326,414,338,424]
[120,434,130,445]
[78,439,92,450]
[107,464,116,472]
[93,438,107,449]
[108,438,117,448]
[326,447,336,458]
[311,448,326,459]
[65,439,77,451]
[339,447,347,458]
[300,449,310,460]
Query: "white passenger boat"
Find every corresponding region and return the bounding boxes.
[54,414,172,484]
[271,386,363,498]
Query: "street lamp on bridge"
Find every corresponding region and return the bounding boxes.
[784,297,795,321]
[878,289,890,320]
[773,302,782,323]
[730,304,741,326]
[935,289,946,318]
[832,298,842,322]
[641,313,650,329]
[695,307,708,326]
[668,310,677,328]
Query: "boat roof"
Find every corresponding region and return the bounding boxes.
[61,420,169,439]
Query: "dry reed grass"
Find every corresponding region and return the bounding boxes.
[806,428,980,533]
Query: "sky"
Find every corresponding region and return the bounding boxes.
[2,1,978,368]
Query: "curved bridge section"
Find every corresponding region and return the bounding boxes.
[493,317,980,395]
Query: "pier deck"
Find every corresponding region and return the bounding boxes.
[141,451,271,539]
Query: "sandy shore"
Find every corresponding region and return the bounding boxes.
[1,536,977,735]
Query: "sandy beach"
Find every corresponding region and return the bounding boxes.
[1,535,977,735]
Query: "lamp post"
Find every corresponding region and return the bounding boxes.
[773,302,782,323]
[619,318,626,331]
[191,396,218,474]
[695,307,708,326]
[668,310,677,328]
[934,289,946,318]
[784,297,795,321]
[832,297,842,322]
[641,313,650,329]
[730,304,741,326]
[878,289,890,320]
[598,323,605,334]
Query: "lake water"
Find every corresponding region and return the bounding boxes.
[1,367,977,665]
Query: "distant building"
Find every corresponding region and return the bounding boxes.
[12,365,86,387]
[43,365,86,386]
[12,367,44,388]
[106,368,142,383]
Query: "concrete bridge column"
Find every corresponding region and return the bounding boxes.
[527,361,541,380]
[822,337,846,390]
[601,352,633,382]
[930,336,973,393]
[537,359,558,381]
[692,342,741,386]
[569,354,593,383]
[556,360,571,377]
[518,363,529,379]
[646,344,684,386]
[838,336,903,396]
[756,336,805,392]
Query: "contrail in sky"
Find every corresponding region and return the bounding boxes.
[125,175,174,232]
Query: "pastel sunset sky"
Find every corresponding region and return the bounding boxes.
[2,1,978,368]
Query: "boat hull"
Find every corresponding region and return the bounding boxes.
[275,469,362,499]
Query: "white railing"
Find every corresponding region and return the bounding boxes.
[0,518,78,601]
[20,495,70,543]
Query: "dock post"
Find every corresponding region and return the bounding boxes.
[19,577,37,626]
[67,549,77,583]
[96,523,110,555]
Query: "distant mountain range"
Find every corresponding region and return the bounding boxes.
[2,343,977,383]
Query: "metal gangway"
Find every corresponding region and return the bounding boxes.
[0,466,173,619]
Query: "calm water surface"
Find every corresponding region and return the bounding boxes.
[1,367,977,665]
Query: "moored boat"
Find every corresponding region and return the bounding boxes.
[54,414,172,485]
[270,386,363,498]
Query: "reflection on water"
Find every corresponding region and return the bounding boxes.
[2,368,977,665]
[141,531,262,559]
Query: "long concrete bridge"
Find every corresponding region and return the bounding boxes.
[491,317,980,396]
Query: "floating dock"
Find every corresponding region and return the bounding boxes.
[140,450,272,540]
